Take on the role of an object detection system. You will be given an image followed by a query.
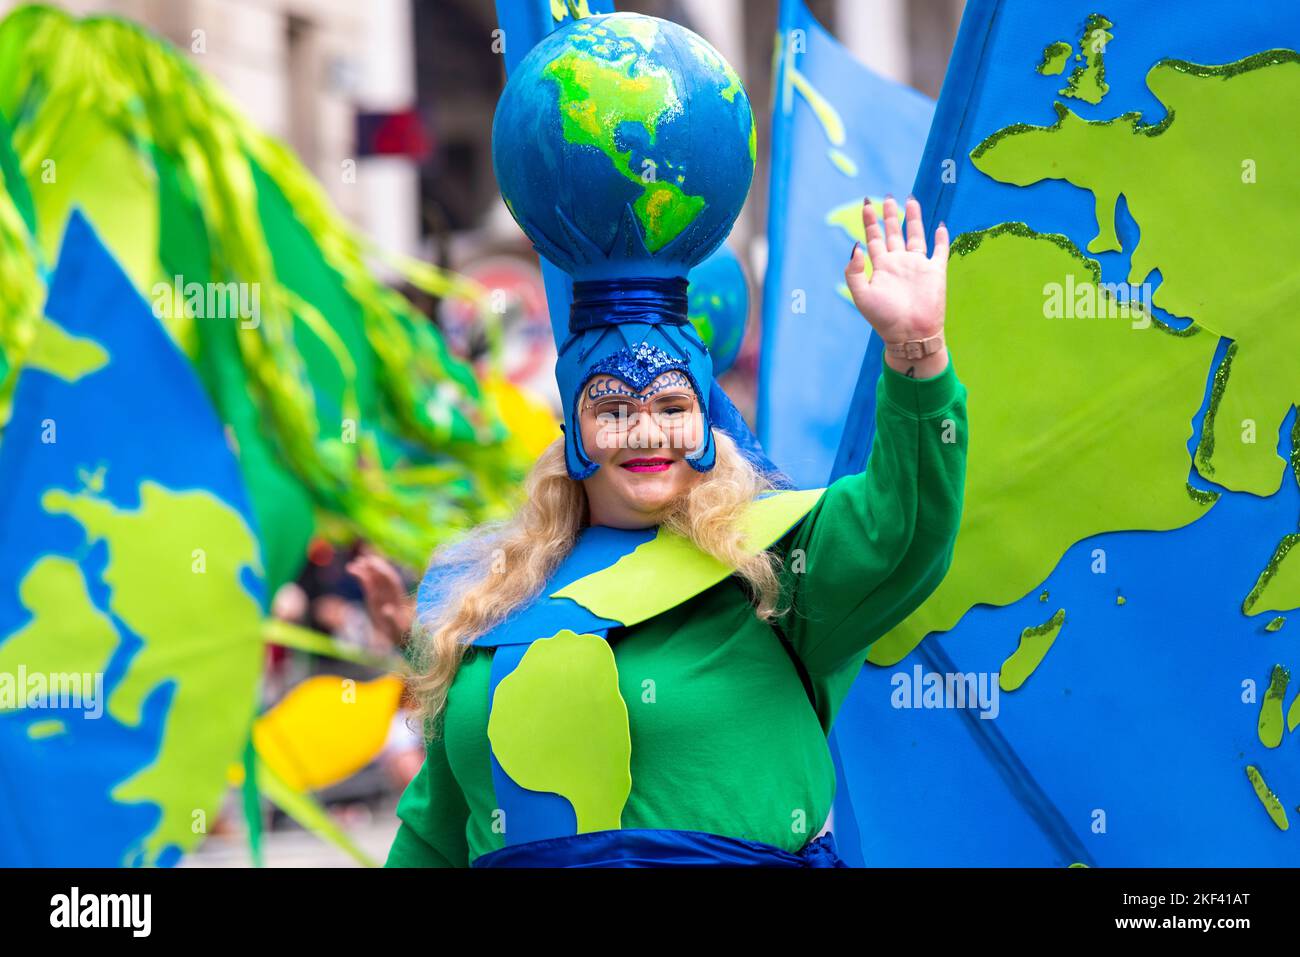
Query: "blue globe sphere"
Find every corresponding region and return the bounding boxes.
[688,243,749,374]
[492,12,755,281]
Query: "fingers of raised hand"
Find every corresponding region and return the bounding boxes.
[904,196,926,253]
[932,221,950,263]
[881,195,904,251]
[844,242,871,301]
[861,199,887,265]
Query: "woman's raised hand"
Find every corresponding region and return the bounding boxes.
[843,195,950,376]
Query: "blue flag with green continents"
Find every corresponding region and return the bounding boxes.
[831,0,1300,864]
[758,0,934,490]
[0,212,266,866]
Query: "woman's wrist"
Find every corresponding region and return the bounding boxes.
[883,343,949,379]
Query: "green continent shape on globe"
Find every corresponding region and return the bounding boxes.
[971,52,1300,500]
[688,311,715,347]
[681,29,755,163]
[487,629,631,833]
[545,19,710,252]
[868,226,1217,666]
[39,480,263,865]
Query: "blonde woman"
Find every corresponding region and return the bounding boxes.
[365,196,968,867]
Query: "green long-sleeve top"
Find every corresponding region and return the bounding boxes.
[386,358,968,866]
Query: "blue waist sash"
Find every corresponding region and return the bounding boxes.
[471,828,848,868]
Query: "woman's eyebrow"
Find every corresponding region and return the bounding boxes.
[585,375,696,404]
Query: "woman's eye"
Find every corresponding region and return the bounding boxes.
[596,405,633,423]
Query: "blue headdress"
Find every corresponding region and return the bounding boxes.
[491,12,785,483]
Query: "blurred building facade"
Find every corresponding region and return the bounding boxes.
[2,0,963,401]
[2,0,423,268]
[426,0,964,270]
[5,0,961,261]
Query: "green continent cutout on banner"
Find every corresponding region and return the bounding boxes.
[971,51,1300,498]
[487,630,631,833]
[1242,533,1300,618]
[38,481,263,865]
[1245,765,1289,830]
[1001,609,1067,692]
[0,557,118,709]
[869,227,1216,666]
[1058,14,1113,104]
[24,316,109,382]
[1257,665,1289,749]
[1037,41,1073,76]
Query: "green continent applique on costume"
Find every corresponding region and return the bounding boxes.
[488,629,632,833]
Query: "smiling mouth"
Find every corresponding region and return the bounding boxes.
[620,457,673,473]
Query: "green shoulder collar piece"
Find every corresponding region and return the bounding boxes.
[552,487,824,626]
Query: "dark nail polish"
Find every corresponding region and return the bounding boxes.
[849,241,860,262]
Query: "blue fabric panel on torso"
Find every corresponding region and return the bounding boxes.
[486,639,588,845]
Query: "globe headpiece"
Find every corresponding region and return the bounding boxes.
[491,12,756,479]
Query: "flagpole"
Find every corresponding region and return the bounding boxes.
[756,0,801,448]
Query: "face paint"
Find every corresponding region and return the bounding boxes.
[581,371,704,456]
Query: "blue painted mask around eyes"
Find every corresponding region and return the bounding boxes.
[557,277,716,479]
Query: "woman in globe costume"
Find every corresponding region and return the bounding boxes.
[376,12,967,867]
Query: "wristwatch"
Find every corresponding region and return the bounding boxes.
[885,332,944,360]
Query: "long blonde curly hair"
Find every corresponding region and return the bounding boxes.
[408,428,786,737]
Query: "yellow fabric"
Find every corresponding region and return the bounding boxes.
[252,674,403,792]
[483,374,562,459]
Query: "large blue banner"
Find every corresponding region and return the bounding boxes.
[758,0,934,490]
[832,0,1300,865]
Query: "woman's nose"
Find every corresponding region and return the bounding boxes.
[629,410,667,449]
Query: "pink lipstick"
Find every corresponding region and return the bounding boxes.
[621,457,672,473]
